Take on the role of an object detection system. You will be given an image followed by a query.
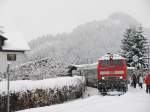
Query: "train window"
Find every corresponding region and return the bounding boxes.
[113,60,123,66]
[101,60,123,67]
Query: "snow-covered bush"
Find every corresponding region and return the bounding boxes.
[0,76,85,112]
[7,57,68,80]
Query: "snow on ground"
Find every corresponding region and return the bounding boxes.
[18,85,150,112]
[83,87,99,97]
[0,76,83,94]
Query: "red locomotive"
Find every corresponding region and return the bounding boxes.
[97,53,128,93]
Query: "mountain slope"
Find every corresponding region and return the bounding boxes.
[28,12,150,64]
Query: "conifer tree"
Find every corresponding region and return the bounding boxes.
[121,26,147,67]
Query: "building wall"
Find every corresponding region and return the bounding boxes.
[0,51,26,73]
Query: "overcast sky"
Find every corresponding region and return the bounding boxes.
[0,0,149,41]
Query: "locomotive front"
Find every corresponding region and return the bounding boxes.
[97,53,128,93]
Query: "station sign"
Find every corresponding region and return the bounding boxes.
[133,55,139,62]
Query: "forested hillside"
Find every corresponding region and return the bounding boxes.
[28,13,150,65]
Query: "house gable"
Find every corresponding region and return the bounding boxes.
[0,31,30,73]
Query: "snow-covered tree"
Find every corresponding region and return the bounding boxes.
[0,26,4,34]
[121,26,147,67]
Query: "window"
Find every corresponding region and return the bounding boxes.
[101,60,123,67]
[7,54,16,61]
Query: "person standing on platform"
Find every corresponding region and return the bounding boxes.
[139,74,144,88]
[132,74,137,88]
[145,74,150,94]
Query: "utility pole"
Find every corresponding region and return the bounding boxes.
[148,45,150,74]
[7,64,10,112]
[148,45,150,68]
[6,54,16,112]
[145,42,150,74]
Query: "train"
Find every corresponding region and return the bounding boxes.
[70,53,129,94]
[97,53,128,93]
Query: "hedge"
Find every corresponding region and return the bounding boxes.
[0,77,85,112]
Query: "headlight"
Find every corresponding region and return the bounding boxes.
[102,77,105,80]
[99,82,102,84]
[119,76,123,79]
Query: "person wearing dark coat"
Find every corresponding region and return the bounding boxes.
[132,74,137,88]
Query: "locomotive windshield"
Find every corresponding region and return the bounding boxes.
[101,59,123,67]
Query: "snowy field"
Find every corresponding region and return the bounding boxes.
[18,85,150,112]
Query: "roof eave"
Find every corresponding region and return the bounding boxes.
[0,35,8,40]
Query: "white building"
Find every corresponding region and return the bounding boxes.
[0,31,30,73]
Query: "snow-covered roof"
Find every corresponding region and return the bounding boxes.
[72,64,135,71]
[0,35,7,40]
[2,31,30,51]
[99,53,125,60]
